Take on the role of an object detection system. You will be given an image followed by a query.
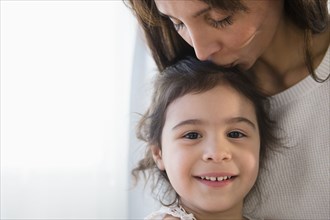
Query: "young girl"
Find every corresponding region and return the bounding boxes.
[126,1,329,218]
[133,57,276,220]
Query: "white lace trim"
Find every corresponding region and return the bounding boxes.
[145,204,196,220]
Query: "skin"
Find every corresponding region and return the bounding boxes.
[155,0,330,95]
[152,85,260,220]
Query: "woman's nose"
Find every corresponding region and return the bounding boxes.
[202,139,232,162]
[185,26,222,61]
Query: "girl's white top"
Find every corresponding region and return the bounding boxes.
[145,205,196,220]
[145,204,253,220]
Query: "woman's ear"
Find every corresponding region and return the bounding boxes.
[151,145,165,170]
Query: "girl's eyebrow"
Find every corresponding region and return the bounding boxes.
[226,117,257,130]
[171,117,256,131]
[172,119,203,131]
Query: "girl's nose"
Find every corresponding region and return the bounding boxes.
[202,140,232,163]
[185,26,222,61]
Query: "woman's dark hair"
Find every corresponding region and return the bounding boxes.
[125,0,329,81]
[132,57,277,205]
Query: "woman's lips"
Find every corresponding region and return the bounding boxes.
[222,63,234,68]
[221,60,238,68]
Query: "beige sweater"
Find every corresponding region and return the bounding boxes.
[244,46,330,219]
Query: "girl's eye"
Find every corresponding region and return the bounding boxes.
[207,15,233,29]
[183,132,202,140]
[227,131,245,139]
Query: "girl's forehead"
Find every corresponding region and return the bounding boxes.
[163,84,259,132]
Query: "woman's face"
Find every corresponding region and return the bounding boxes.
[155,0,284,70]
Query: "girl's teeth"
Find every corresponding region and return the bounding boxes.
[200,176,232,181]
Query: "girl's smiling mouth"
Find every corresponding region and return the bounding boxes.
[200,175,233,181]
[194,174,237,187]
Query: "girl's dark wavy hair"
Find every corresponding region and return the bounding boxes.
[132,57,277,206]
[125,0,329,82]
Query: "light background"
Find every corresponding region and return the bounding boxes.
[1,0,157,219]
[2,1,330,219]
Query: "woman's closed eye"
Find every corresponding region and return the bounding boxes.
[183,132,202,140]
[207,15,233,29]
[227,131,246,139]
[169,14,234,31]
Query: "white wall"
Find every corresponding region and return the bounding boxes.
[1,1,141,219]
[127,30,159,219]
[7,0,328,219]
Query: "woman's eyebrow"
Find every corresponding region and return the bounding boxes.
[192,6,211,18]
[157,6,211,19]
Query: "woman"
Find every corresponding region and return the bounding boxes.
[126,0,330,219]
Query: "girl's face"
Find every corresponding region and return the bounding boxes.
[155,0,284,70]
[152,85,260,218]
